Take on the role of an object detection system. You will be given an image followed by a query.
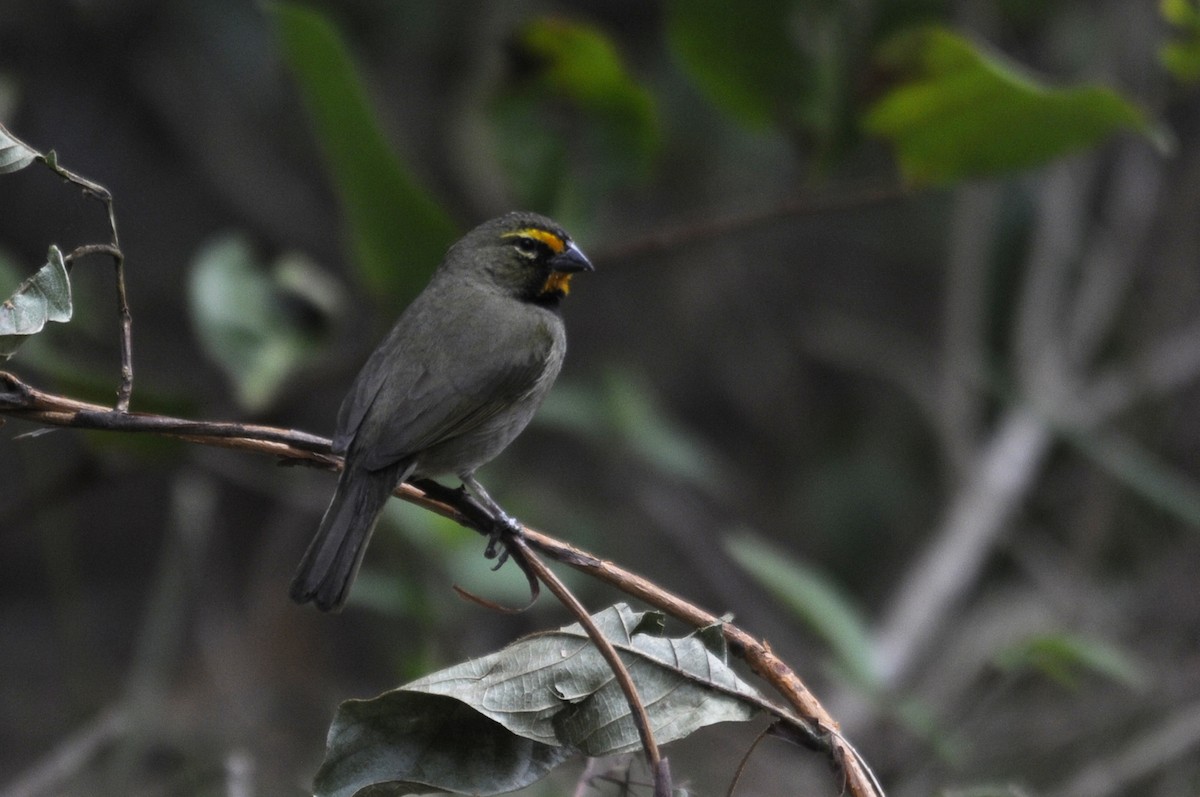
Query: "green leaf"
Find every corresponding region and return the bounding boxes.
[0,121,39,174]
[538,370,723,488]
[994,632,1147,690]
[727,534,879,689]
[1161,39,1200,82]
[1160,0,1200,83]
[1066,429,1200,528]
[188,234,338,412]
[666,0,813,130]
[865,26,1159,184]
[268,2,457,308]
[521,18,653,126]
[493,17,658,222]
[313,604,762,797]
[600,370,721,487]
[1163,0,1200,27]
[0,246,73,359]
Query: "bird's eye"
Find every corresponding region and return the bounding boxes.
[511,236,542,259]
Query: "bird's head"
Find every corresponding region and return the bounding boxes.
[448,212,593,307]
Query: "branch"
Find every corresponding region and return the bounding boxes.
[942,182,1001,471]
[522,526,885,797]
[1053,698,1200,797]
[594,184,910,262]
[36,150,133,411]
[871,407,1053,688]
[1,371,333,461]
[508,535,671,797]
[0,370,885,797]
[0,707,128,797]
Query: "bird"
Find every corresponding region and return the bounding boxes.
[290,211,593,611]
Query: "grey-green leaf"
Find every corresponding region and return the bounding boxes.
[727,533,879,689]
[0,122,39,174]
[538,369,725,489]
[317,694,573,797]
[313,604,763,797]
[994,632,1148,690]
[0,246,73,359]
[188,234,337,412]
[666,0,813,130]
[268,2,457,309]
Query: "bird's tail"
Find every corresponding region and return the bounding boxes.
[289,460,410,612]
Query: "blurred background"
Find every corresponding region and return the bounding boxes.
[2,1,1199,795]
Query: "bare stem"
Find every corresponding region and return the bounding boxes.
[39,154,133,410]
[595,183,910,262]
[507,535,671,797]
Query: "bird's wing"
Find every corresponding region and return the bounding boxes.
[334,294,559,471]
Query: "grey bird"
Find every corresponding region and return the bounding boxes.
[290,211,593,612]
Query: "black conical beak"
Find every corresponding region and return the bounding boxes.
[549,241,594,273]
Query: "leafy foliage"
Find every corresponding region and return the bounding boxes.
[539,369,723,489]
[313,604,763,797]
[1068,430,1200,528]
[188,235,338,412]
[727,534,878,689]
[492,16,658,225]
[666,0,815,130]
[666,0,858,158]
[269,2,457,308]
[1161,0,1200,82]
[994,633,1147,690]
[865,26,1157,183]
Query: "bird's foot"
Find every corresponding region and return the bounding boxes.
[484,512,523,568]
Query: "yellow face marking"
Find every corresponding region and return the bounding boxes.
[541,271,574,296]
[503,228,566,254]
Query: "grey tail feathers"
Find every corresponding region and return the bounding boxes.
[290,459,411,612]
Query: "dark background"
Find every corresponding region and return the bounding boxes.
[2,1,1199,795]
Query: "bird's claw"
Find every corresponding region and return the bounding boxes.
[484,513,523,569]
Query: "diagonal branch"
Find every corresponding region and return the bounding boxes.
[506,535,671,797]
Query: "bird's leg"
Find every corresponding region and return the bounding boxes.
[460,474,523,561]
[410,478,495,530]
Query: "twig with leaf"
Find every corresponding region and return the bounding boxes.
[0,122,133,410]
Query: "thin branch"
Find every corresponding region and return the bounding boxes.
[871,406,1054,689]
[1012,160,1095,403]
[507,535,671,797]
[524,523,886,797]
[0,707,128,797]
[594,184,911,263]
[0,370,885,797]
[1054,698,1200,797]
[60,244,132,409]
[1080,314,1200,422]
[726,723,774,797]
[942,182,1001,472]
[1,371,333,458]
[36,151,133,410]
[1064,144,1162,370]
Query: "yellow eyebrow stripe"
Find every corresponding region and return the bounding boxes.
[503,228,566,254]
